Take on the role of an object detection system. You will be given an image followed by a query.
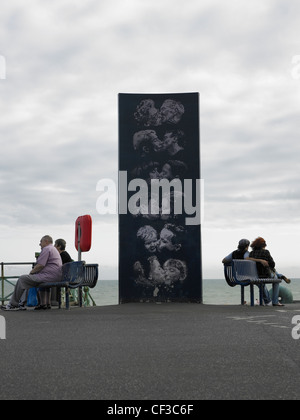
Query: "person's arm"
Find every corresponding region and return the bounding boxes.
[245,257,269,267]
[222,253,233,264]
[266,250,276,269]
[32,247,50,274]
[30,264,45,274]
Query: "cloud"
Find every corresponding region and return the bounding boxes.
[0,0,300,277]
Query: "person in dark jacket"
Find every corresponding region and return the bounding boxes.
[54,239,74,264]
[249,237,290,282]
[249,237,289,307]
[222,239,269,265]
[223,239,272,305]
[222,239,250,263]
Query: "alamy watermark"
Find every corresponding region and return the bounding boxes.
[0,55,6,80]
[0,315,6,340]
[96,171,204,226]
[292,316,300,340]
[291,55,300,80]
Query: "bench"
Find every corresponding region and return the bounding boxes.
[224,259,282,306]
[41,261,99,310]
[79,263,99,307]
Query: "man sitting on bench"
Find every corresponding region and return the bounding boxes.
[1,235,62,311]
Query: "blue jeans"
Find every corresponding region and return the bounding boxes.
[270,282,280,304]
[258,271,280,305]
[270,271,280,304]
[260,285,272,304]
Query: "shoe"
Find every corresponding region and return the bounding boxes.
[281,276,291,284]
[273,303,285,307]
[18,304,27,311]
[34,305,47,311]
[1,304,19,311]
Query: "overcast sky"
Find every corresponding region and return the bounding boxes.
[0,0,299,280]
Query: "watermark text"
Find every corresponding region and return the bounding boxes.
[96,171,204,226]
[292,315,300,340]
[0,315,6,340]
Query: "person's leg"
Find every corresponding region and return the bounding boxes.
[34,288,52,310]
[46,290,51,307]
[39,289,51,307]
[39,290,48,306]
[9,275,40,307]
[269,272,284,306]
[20,290,28,306]
[256,284,271,305]
[276,271,291,284]
[263,285,271,304]
[272,282,280,305]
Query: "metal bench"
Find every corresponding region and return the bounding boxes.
[78,263,99,307]
[41,261,99,310]
[224,259,282,306]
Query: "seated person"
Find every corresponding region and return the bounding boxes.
[222,239,269,266]
[55,239,73,264]
[222,239,272,306]
[36,239,74,310]
[2,236,62,311]
[223,239,251,263]
[249,237,290,307]
[249,237,290,283]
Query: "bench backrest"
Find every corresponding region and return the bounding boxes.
[233,259,259,283]
[82,264,99,288]
[224,259,259,286]
[224,263,236,287]
[62,261,85,286]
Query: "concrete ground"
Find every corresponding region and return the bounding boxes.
[0,303,300,400]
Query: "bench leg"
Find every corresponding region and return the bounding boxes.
[241,286,245,305]
[58,288,61,309]
[259,285,264,306]
[79,287,83,307]
[65,287,70,310]
[250,284,255,307]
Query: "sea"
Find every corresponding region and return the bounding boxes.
[90,279,300,306]
[2,265,299,306]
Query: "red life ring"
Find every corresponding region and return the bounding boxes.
[75,215,92,252]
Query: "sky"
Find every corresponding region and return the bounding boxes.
[0,0,300,280]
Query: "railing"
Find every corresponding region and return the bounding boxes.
[0,262,97,307]
[1,262,35,305]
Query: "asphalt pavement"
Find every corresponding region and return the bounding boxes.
[1,303,300,400]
